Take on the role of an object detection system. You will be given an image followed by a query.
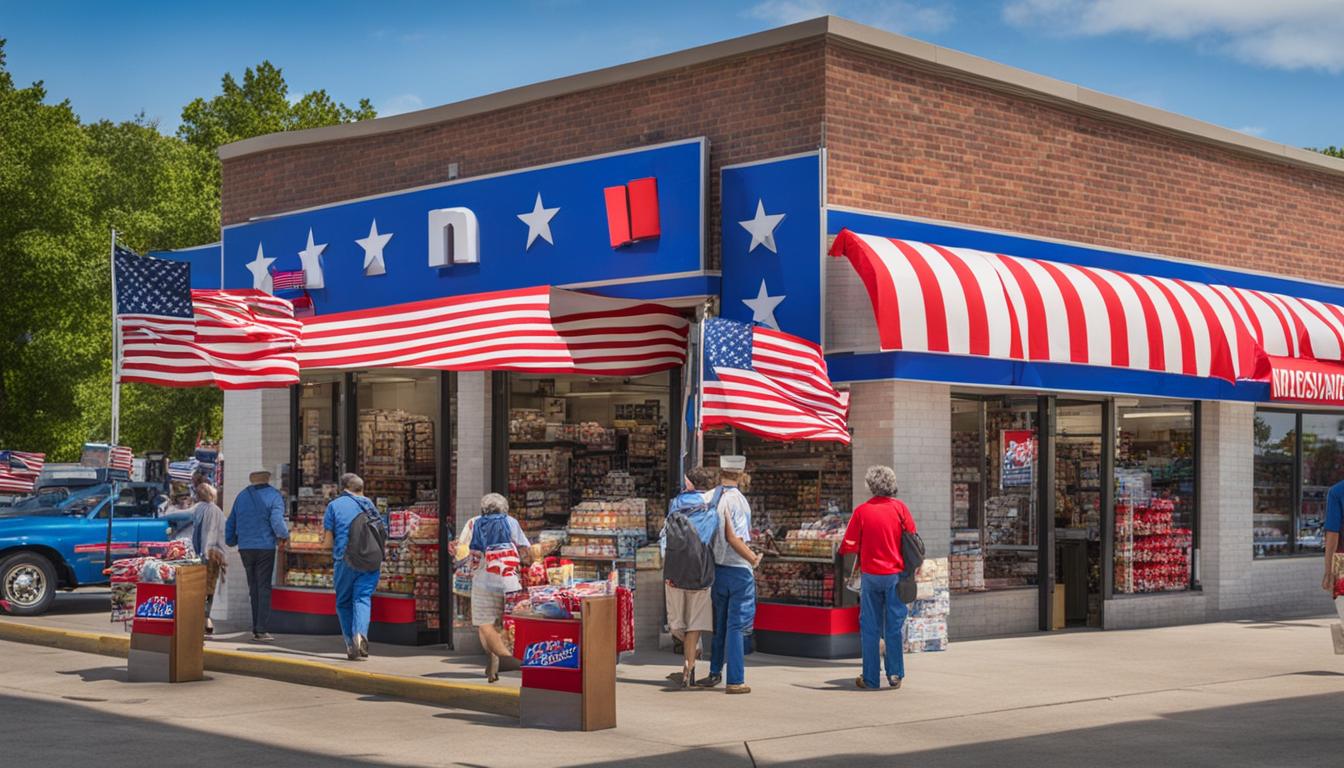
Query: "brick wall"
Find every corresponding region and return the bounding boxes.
[823,43,1344,285]
[221,40,827,273]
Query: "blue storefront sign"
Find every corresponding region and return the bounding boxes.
[221,138,711,313]
[720,152,824,343]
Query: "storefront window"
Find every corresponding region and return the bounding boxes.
[1256,409,1344,558]
[1113,400,1195,594]
[1253,410,1295,557]
[949,396,1039,592]
[507,373,672,589]
[286,374,344,590]
[355,370,445,630]
[704,429,852,607]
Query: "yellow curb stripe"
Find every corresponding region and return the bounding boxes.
[0,620,518,717]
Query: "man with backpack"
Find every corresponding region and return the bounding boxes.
[323,473,387,661]
[660,466,721,688]
[698,455,762,695]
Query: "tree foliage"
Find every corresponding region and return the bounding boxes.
[0,43,374,460]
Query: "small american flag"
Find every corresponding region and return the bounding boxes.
[271,269,307,291]
[0,450,45,494]
[115,248,301,389]
[701,317,850,443]
[110,445,134,473]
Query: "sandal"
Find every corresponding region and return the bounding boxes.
[486,653,500,683]
[681,663,696,689]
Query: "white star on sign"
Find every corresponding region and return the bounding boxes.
[298,228,327,289]
[738,199,786,254]
[355,219,393,277]
[245,243,275,293]
[742,279,786,330]
[517,193,559,250]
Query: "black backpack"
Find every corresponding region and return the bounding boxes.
[344,496,387,572]
[663,489,720,590]
[897,529,926,604]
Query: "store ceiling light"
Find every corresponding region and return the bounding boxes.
[1120,410,1188,419]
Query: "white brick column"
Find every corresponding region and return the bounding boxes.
[848,380,952,559]
[216,387,291,628]
[454,371,492,527]
[1199,400,1255,617]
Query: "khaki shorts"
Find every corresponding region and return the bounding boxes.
[665,585,713,638]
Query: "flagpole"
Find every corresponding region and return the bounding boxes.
[692,301,707,467]
[109,227,120,446]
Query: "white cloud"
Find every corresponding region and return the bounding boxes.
[1002,0,1344,72]
[746,0,954,35]
[378,94,425,117]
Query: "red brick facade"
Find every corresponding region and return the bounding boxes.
[222,36,1344,284]
[822,44,1344,284]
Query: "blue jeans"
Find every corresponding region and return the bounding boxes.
[859,572,908,687]
[334,561,380,645]
[710,565,756,686]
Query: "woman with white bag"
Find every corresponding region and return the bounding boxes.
[456,493,540,682]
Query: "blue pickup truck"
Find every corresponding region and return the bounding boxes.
[0,467,182,616]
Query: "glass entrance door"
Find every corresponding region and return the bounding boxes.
[1054,401,1104,628]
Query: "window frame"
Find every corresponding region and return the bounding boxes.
[1254,407,1343,559]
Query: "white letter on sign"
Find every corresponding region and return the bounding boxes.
[428,207,479,266]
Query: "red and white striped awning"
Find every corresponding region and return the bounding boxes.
[829,229,1344,383]
[297,286,690,376]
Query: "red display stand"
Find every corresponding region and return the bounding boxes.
[513,595,617,731]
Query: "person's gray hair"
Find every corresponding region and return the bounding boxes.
[340,473,364,493]
[195,482,217,503]
[865,465,899,497]
[480,492,509,515]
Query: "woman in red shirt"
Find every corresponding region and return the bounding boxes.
[840,465,916,690]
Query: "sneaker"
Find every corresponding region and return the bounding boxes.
[725,684,752,695]
[347,645,361,661]
[253,632,276,643]
[356,634,369,658]
[888,676,903,689]
[695,673,722,689]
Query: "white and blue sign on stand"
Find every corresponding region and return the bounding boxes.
[720,152,823,343]
[220,138,711,313]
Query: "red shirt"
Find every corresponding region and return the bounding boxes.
[839,496,916,575]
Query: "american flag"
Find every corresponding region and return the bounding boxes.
[110,445,134,473]
[700,317,850,443]
[115,248,301,389]
[271,269,307,291]
[0,451,45,494]
[297,286,689,375]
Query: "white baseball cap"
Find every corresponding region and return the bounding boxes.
[719,455,746,471]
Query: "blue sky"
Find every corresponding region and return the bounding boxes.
[3,0,1341,149]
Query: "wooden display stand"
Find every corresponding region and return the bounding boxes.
[128,564,205,683]
[513,595,617,731]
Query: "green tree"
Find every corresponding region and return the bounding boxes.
[1316,146,1344,159]
[0,44,375,460]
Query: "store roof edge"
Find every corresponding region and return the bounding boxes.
[218,16,1344,179]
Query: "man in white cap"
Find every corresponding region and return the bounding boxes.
[225,469,289,641]
[698,455,762,694]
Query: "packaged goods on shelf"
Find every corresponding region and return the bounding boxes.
[568,498,649,532]
[757,560,834,606]
[509,409,547,441]
[950,551,986,591]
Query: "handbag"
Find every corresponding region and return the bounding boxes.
[845,560,862,593]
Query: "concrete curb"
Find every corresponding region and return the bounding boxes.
[0,620,519,717]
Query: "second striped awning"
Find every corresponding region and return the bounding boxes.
[829,229,1344,383]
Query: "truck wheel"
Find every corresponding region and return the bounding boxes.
[0,552,58,616]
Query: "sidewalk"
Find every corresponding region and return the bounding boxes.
[5,589,1343,748]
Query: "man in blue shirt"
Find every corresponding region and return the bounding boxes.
[1323,480,1343,594]
[226,469,289,642]
[323,473,383,661]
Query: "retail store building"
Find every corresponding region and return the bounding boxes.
[200,16,1344,647]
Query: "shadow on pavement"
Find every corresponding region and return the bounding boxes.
[0,693,399,767]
